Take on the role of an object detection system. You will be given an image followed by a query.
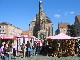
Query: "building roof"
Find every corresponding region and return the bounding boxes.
[58,22,70,28]
[0,22,22,30]
[0,22,9,25]
[31,1,52,23]
[22,30,29,35]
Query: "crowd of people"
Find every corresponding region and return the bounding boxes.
[0,39,45,60]
[21,40,44,57]
[0,41,17,60]
[1,39,80,60]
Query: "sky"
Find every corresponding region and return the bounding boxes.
[0,0,80,33]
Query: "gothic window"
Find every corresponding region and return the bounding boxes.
[48,27,50,36]
[52,27,53,36]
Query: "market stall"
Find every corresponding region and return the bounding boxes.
[0,35,16,44]
[46,33,76,57]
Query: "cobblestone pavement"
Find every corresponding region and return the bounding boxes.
[12,55,80,60]
[0,55,80,60]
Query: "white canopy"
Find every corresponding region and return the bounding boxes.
[1,36,15,39]
[49,33,74,39]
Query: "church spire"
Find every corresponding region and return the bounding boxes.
[39,0,43,12]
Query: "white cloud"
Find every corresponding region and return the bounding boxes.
[70,11,74,14]
[54,14,61,18]
[65,11,75,16]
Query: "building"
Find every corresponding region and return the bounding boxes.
[22,30,29,35]
[55,22,70,35]
[29,1,53,39]
[0,22,22,36]
[74,15,80,37]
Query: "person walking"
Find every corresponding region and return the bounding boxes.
[30,40,33,56]
[40,40,43,55]
[33,42,36,56]
[37,42,40,55]
[3,44,9,60]
[21,43,25,57]
[13,44,16,59]
[27,41,31,57]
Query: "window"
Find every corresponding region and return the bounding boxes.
[3,26,6,28]
[10,33,12,35]
[0,26,1,28]
[0,26,6,28]
[0,30,2,33]
[0,30,5,33]
[3,30,4,32]
[48,27,50,36]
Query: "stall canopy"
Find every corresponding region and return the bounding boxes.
[46,36,55,39]
[0,35,31,40]
[15,35,30,38]
[47,33,74,39]
[2,36,15,40]
[0,36,1,39]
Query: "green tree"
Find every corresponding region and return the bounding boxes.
[69,25,75,37]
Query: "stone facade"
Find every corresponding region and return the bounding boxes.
[0,22,22,36]
[74,15,80,37]
[55,22,70,35]
[29,1,53,39]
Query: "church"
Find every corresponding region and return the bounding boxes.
[29,1,53,39]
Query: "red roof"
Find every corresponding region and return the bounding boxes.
[22,30,30,35]
[58,22,70,28]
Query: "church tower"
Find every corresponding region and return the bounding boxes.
[29,0,53,39]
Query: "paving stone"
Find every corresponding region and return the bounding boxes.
[0,55,80,60]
